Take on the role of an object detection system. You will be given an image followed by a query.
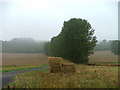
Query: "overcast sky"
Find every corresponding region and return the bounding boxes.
[0,0,119,41]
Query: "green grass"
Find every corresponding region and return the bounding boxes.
[1,64,48,72]
[5,65,119,88]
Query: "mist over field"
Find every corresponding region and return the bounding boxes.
[1,38,119,55]
[0,0,118,41]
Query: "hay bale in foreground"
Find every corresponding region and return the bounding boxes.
[50,64,62,73]
[48,57,62,73]
[48,57,62,64]
[61,63,75,74]
[48,57,75,74]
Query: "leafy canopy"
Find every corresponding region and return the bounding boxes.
[48,18,97,63]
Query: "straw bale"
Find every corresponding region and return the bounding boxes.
[48,57,75,74]
[61,63,75,74]
[48,57,62,64]
[48,57,62,73]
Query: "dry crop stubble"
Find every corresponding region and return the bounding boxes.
[2,53,48,65]
[89,51,118,63]
[2,51,119,66]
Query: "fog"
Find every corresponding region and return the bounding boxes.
[0,0,119,41]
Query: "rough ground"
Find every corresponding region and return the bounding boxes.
[1,66,48,88]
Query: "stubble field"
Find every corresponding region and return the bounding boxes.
[2,53,48,66]
[2,51,118,66]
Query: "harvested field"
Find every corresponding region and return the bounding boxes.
[89,51,118,63]
[2,51,119,88]
[2,53,48,65]
[1,51,119,66]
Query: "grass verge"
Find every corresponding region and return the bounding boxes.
[1,64,48,72]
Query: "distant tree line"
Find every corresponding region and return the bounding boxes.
[94,39,120,55]
[94,39,112,51]
[1,38,47,53]
[2,37,119,56]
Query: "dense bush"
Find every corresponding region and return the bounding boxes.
[111,40,120,55]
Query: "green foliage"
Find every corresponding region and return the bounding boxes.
[49,18,97,63]
[111,40,120,55]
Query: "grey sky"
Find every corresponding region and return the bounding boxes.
[0,0,118,41]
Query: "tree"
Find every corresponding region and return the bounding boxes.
[49,18,97,63]
[111,40,120,55]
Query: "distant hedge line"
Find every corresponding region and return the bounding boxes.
[1,38,46,53]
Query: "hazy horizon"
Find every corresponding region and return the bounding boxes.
[0,0,119,41]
